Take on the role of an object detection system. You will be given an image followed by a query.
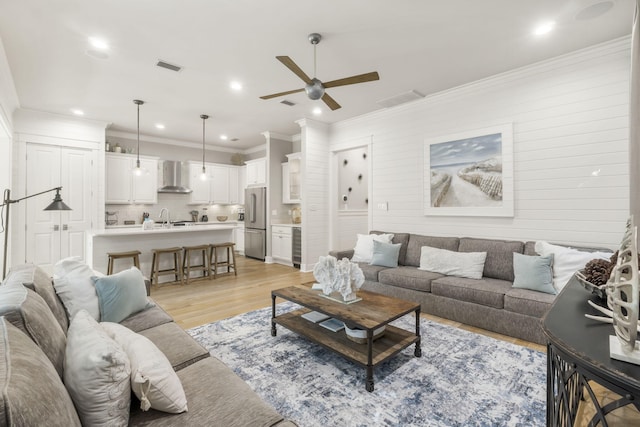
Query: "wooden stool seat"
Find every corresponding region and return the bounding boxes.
[209,242,237,278]
[150,247,183,287]
[107,250,141,275]
[182,245,211,284]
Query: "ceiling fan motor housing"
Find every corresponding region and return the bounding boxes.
[305,78,325,100]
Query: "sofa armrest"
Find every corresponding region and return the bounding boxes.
[329,249,354,260]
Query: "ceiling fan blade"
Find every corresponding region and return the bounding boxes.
[322,71,380,89]
[276,56,313,85]
[260,88,305,100]
[321,93,341,111]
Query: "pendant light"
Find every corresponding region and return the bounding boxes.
[133,99,144,176]
[200,114,209,181]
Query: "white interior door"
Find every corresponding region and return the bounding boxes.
[26,144,93,268]
[26,144,61,266]
[60,147,94,261]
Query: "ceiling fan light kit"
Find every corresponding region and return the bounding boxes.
[260,33,380,110]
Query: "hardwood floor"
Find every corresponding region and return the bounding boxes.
[150,255,638,425]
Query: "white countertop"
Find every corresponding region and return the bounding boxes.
[92,223,238,237]
[271,223,302,228]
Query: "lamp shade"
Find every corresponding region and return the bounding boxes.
[43,189,71,211]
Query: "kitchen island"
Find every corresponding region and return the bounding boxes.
[87,223,237,279]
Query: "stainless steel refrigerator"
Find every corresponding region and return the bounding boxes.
[244,187,266,260]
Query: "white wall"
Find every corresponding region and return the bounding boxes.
[329,37,631,249]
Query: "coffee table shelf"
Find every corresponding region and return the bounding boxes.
[271,285,421,392]
[275,308,419,366]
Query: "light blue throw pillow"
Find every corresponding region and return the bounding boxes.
[92,267,150,323]
[370,240,402,268]
[512,253,556,295]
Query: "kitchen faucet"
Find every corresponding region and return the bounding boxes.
[159,208,170,227]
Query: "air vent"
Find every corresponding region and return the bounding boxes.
[280,100,295,106]
[156,60,182,72]
[230,138,239,142]
[376,90,424,108]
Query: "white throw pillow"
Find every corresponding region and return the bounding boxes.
[534,241,612,292]
[64,310,131,427]
[351,233,394,263]
[53,257,101,320]
[418,246,487,279]
[101,322,188,414]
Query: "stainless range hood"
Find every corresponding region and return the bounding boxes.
[158,160,192,194]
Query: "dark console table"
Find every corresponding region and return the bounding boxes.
[542,278,640,426]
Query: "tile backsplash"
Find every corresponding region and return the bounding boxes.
[105,193,243,226]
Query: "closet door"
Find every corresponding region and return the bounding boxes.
[25,144,94,268]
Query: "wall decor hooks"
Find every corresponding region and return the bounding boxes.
[343,159,348,166]
[358,174,363,181]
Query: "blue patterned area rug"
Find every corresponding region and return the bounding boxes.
[188,302,546,427]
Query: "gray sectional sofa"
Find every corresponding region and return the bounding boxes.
[0,263,296,427]
[331,231,576,345]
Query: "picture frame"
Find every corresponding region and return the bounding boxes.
[423,123,514,217]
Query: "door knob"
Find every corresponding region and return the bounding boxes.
[53,225,59,231]
[63,224,68,231]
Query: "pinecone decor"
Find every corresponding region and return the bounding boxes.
[583,257,615,286]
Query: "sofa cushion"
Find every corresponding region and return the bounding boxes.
[3,264,68,332]
[0,318,81,427]
[512,253,556,295]
[355,262,390,282]
[351,233,394,263]
[0,282,67,378]
[370,241,402,268]
[405,235,460,267]
[378,266,444,292]
[53,257,102,321]
[129,356,288,427]
[458,237,524,281]
[419,246,487,279]
[101,322,188,414]
[371,231,410,266]
[119,299,174,333]
[92,267,151,323]
[504,287,555,318]
[64,310,131,427]
[431,276,513,309]
[138,322,210,371]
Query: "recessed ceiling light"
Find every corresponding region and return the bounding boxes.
[71,109,84,116]
[88,37,109,50]
[230,81,243,91]
[312,107,322,116]
[155,123,165,130]
[220,135,228,141]
[533,21,556,36]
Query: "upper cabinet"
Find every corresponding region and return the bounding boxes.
[245,157,266,187]
[106,153,158,204]
[188,161,240,205]
[282,152,301,204]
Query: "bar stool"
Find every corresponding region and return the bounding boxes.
[107,250,141,275]
[182,245,211,284]
[209,242,237,278]
[150,247,183,287]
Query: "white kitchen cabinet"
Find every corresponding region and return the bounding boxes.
[106,153,158,204]
[234,225,245,254]
[271,225,292,265]
[245,157,266,187]
[238,166,246,205]
[188,162,239,205]
[282,152,301,204]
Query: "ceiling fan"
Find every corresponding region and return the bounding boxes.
[260,33,380,111]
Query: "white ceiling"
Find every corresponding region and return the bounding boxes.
[0,0,635,150]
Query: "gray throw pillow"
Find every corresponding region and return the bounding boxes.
[370,240,402,268]
[512,253,556,295]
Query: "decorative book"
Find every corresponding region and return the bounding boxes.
[319,318,345,332]
[301,311,330,323]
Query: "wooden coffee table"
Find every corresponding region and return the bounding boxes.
[271,285,422,392]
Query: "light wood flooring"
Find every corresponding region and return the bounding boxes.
[150,255,638,425]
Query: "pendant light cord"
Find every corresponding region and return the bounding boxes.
[200,114,209,173]
[133,99,144,168]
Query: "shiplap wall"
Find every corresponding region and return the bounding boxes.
[329,37,631,249]
[299,119,330,271]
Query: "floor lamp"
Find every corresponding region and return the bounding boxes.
[1,187,71,279]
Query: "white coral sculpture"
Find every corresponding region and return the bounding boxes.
[313,255,365,301]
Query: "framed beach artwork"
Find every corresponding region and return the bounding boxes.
[423,123,514,217]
